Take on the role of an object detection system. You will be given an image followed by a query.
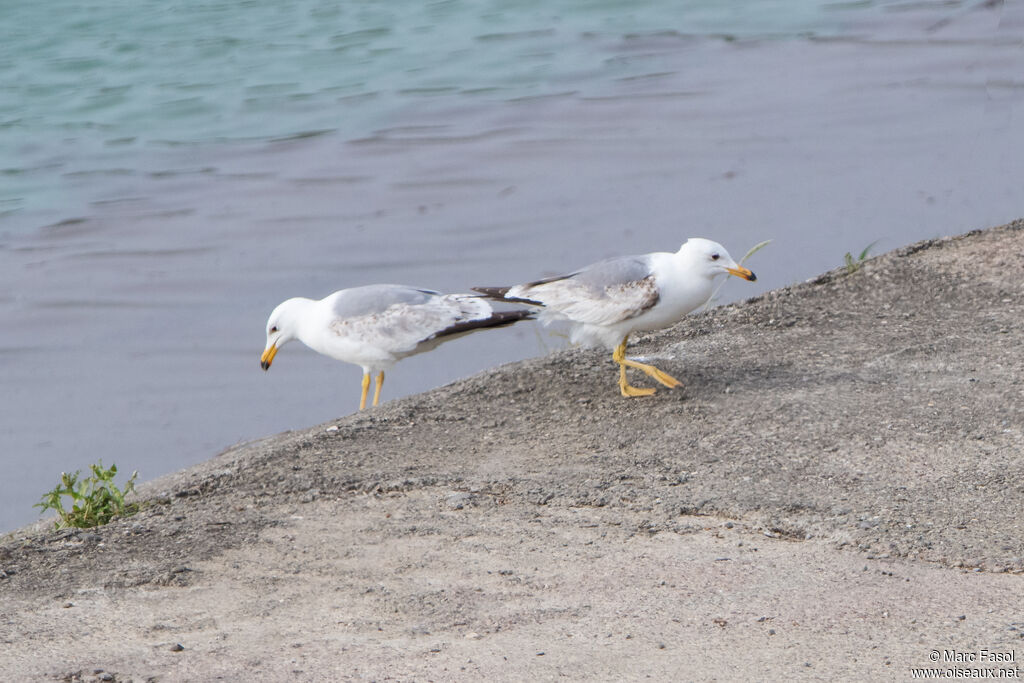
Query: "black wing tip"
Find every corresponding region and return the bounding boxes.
[432,309,534,341]
[472,286,511,300]
[472,286,545,307]
[489,309,536,325]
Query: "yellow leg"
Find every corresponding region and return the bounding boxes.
[612,335,682,396]
[612,336,656,397]
[619,362,656,397]
[622,357,682,389]
[372,371,384,407]
[359,373,370,411]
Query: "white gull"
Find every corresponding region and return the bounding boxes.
[261,284,531,409]
[475,238,756,397]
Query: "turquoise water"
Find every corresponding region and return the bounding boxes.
[0,0,852,230]
[2,1,1022,531]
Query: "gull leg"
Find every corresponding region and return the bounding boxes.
[619,363,656,397]
[359,372,370,411]
[613,336,656,397]
[373,371,385,407]
[621,357,682,389]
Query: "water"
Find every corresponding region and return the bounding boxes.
[2,1,1022,531]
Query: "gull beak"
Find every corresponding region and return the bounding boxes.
[260,343,278,371]
[726,265,757,282]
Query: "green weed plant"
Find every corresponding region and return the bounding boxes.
[35,462,139,529]
[844,241,879,274]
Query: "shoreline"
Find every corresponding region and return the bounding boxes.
[2,220,1022,681]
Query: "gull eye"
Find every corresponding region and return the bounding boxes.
[711,253,720,261]
[270,326,278,334]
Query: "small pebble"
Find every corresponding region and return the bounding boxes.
[170,643,185,652]
[446,492,472,510]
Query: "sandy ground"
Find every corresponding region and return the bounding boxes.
[2,220,1023,682]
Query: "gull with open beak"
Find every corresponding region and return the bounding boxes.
[261,284,531,410]
[475,238,756,397]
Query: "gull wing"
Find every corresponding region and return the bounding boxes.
[505,255,660,326]
[329,285,527,355]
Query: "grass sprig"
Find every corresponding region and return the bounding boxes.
[843,240,879,274]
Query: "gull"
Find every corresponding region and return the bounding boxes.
[474,238,756,397]
[261,284,532,409]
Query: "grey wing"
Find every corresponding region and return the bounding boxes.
[329,284,439,319]
[507,255,659,326]
[329,288,505,355]
[571,255,655,292]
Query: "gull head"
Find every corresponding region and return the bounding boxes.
[261,297,305,371]
[679,238,757,282]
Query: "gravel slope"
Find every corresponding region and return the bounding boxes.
[2,220,1022,682]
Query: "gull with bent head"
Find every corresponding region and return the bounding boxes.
[474,238,756,397]
[261,284,532,410]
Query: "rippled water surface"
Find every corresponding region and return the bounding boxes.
[2,1,1022,530]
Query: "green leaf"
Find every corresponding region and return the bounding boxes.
[858,240,879,262]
